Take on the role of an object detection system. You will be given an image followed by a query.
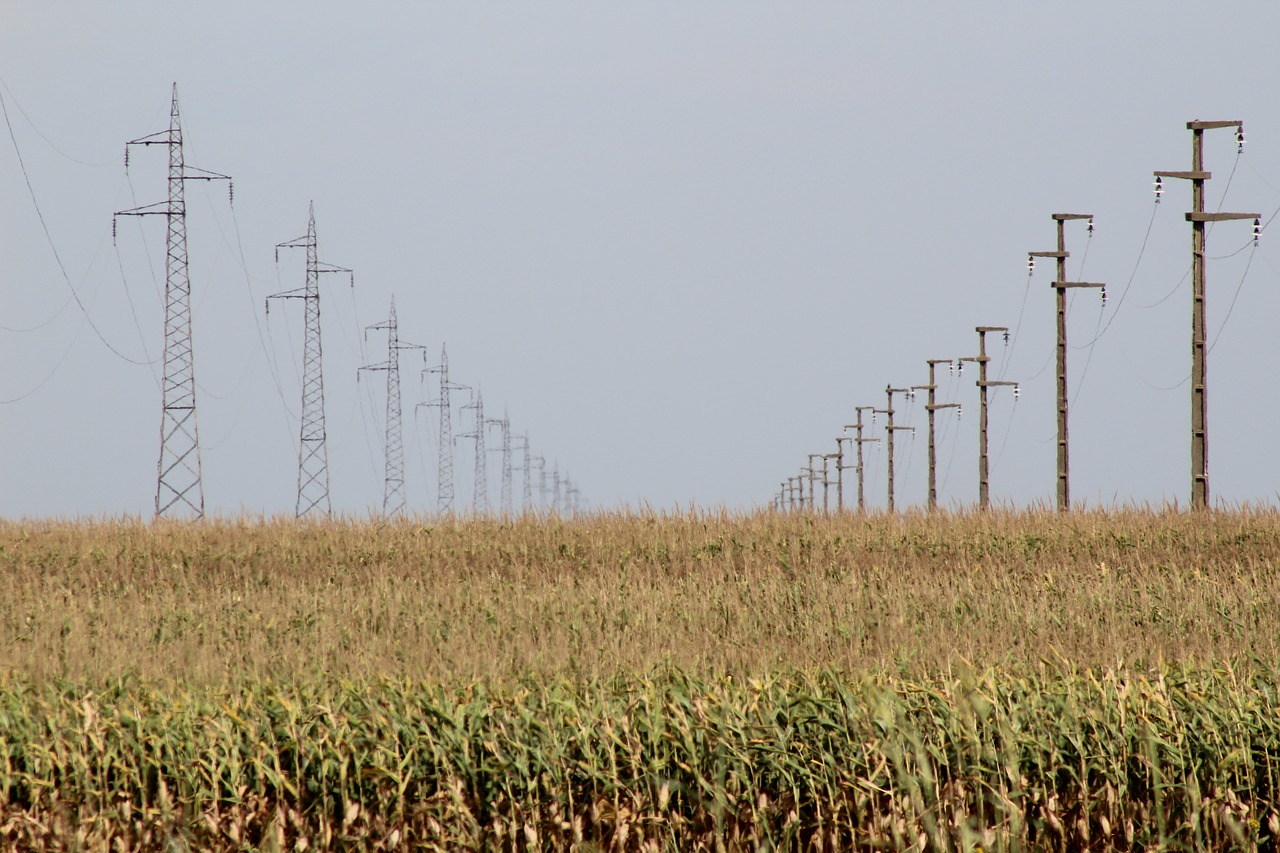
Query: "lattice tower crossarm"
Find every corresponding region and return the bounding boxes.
[114,84,231,519]
[267,202,352,518]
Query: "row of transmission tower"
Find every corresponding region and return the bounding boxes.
[419,345,584,517]
[774,119,1260,513]
[114,85,584,519]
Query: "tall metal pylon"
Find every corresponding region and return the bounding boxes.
[487,411,513,515]
[421,344,468,514]
[514,432,532,513]
[267,202,352,519]
[532,453,547,510]
[459,391,489,513]
[551,463,562,513]
[359,296,426,516]
[114,84,231,519]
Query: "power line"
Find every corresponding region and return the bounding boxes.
[0,77,116,167]
[4,87,153,365]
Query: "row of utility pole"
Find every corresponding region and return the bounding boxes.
[775,325,1018,514]
[116,86,583,519]
[776,119,1258,513]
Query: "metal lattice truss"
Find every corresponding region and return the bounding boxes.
[115,84,231,519]
[420,345,469,515]
[359,296,426,516]
[459,391,488,514]
[267,203,352,519]
[487,412,512,515]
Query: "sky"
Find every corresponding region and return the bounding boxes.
[4,3,1280,518]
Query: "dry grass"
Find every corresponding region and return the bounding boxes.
[2,507,1278,685]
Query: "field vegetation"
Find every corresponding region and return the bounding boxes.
[2,508,1278,684]
[1,508,1279,849]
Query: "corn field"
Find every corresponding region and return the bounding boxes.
[1,666,1278,850]
[2,509,1279,849]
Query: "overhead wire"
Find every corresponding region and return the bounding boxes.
[897,392,919,499]
[0,77,115,167]
[1,201,127,404]
[350,281,385,504]
[1131,241,1260,393]
[228,202,298,430]
[1124,149,1279,394]
[936,363,963,494]
[0,319,87,403]
[2,87,153,366]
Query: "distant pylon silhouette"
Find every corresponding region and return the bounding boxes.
[532,453,547,510]
[359,296,426,516]
[514,432,531,513]
[487,411,513,515]
[115,83,231,519]
[267,202,352,518]
[421,344,468,514]
[459,391,488,513]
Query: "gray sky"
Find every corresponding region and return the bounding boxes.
[4,3,1280,517]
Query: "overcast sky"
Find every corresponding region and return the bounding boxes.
[4,3,1280,518]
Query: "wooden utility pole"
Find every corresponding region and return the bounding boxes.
[960,327,1017,510]
[821,453,841,512]
[834,436,854,513]
[877,386,915,513]
[843,406,880,513]
[824,450,834,512]
[807,454,823,510]
[1155,121,1258,510]
[912,359,961,511]
[1029,215,1105,512]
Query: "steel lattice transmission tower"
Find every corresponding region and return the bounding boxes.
[459,391,489,513]
[115,84,231,519]
[514,432,532,513]
[421,345,468,514]
[359,296,426,516]
[267,203,352,519]
[532,453,547,510]
[487,411,513,515]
